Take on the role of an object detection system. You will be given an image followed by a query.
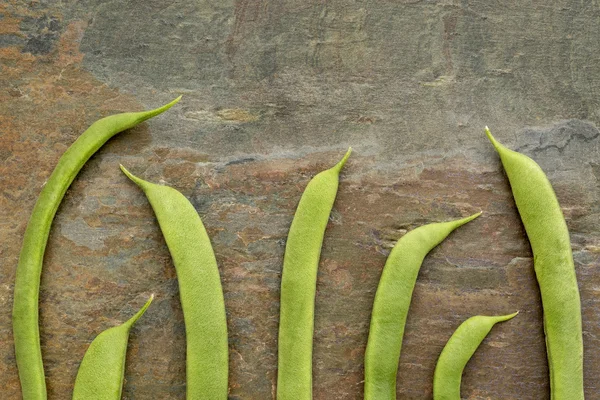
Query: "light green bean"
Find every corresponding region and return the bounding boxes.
[433,312,518,400]
[364,213,481,400]
[12,97,181,400]
[486,127,583,399]
[277,149,351,400]
[121,166,228,400]
[72,295,153,400]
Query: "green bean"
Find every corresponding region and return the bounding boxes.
[277,149,351,400]
[433,312,518,400]
[485,127,583,399]
[12,97,181,400]
[120,166,228,400]
[72,295,153,400]
[364,213,481,400]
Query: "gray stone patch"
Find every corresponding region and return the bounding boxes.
[59,217,118,251]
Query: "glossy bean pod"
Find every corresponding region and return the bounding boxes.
[433,312,518,400]
[486,127,584,399]
[72,295,153,400]
[277,149,351,400]
[12,97,181,400]
[364,213,481,400]
[121,166,228,400]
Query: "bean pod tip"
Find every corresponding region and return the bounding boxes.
[497,310,519,322]
[484,126,506,153]
[119,164,149,190]
[332,147,352,173]
[125,294,154,328]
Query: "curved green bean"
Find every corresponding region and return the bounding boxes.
[120,166,228,400]
[486,127,583,399]
[364,213,481,400]
[72,295,153,400]
[277,148,351,400]
[433,312,518,400]
[12,97,181,400]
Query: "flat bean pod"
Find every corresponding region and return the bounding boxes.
[72,295,153,400]
[277,149,351,400]
[12,97,181,400]
[364,213,481,400]
[433,312,518,400]
[486,127,584,399]
[121,166,228,400]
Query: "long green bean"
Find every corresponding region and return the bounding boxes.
[486,127,583,399]
[12,97,180,400]
[277,149,351,400]
[364,213,481,400]
[121,166,228,399]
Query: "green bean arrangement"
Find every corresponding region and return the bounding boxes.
[364,213,481,400]
[12,97,181,400]
[10,95,587,400]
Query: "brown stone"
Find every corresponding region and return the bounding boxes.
[1,1,600,399]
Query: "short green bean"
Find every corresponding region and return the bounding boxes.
[72,295,153,400]
[277,149,351,400]
[433,312,518,400]
[121,166,228,400]
[486,127,583,399]
[364,213,481,400]
[12,97,181,400]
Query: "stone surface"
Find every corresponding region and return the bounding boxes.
[1,0,600,399]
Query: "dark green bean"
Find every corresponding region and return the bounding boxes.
[12,97,180,400]
[364,213,481,400]
[121,166,228,399]
[277,149,351,400]
[72,295,153,400]
[486,127,583,399]
[433,312,518,400]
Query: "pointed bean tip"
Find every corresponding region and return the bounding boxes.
[126,295,154,328]
[457,211,482,226]
[484,126,503,152]
[120,165,146,188]
[164,95,182,108]
[332,147,352,173]
[496,311,519,323]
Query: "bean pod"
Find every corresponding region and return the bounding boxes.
[72,295,153,400]
[364,213,481,400]
[277,149,351,400]
[433,312,518,400]
[486,127,584,399]
[121,166,228,400]
[12,97,181,400]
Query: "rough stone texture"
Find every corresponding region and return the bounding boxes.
[1,0,600,399]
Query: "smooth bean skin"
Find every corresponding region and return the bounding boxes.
[121,166,228,400]
[12,97,181,400]
[364,213,481,400]
[72,295,153,400]
[486,127,583,399]
[277,149,351,400]
[433,312,518,400]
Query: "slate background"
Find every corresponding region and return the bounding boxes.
[1,0,599,399]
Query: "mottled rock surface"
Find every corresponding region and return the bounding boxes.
[1,1,600,399]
